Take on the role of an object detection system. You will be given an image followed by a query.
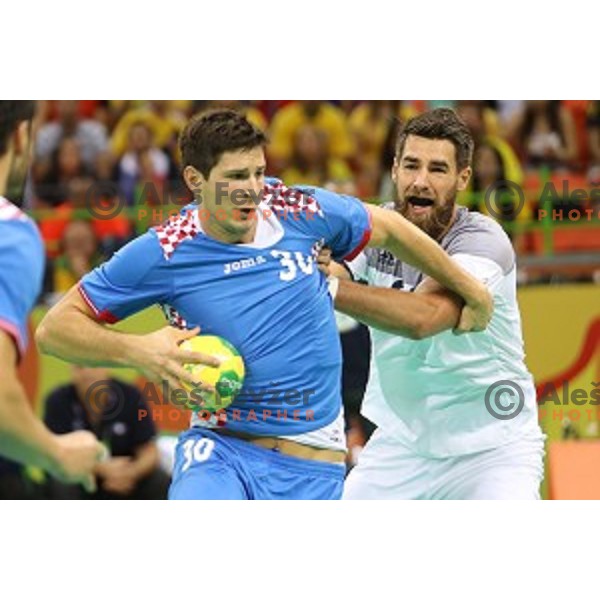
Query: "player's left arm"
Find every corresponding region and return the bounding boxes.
[365,204,493,332]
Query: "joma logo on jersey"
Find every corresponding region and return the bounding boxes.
[224,255,267,274]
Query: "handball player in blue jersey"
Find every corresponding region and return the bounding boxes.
[0,101,103,492]
[37,108,493,500]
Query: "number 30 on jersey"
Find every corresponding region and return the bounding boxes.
[271,250,314,281]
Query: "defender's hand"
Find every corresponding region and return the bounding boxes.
[455,284,494,334]
[317,247,332,276]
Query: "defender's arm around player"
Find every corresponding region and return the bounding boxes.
[324,260,463,340]
[362,203,490,334]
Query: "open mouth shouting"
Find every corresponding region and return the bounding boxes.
[406,196,435,214]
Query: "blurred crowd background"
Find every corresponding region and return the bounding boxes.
[18,100,600,305]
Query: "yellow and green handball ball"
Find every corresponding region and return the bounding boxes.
[179,335,245,412]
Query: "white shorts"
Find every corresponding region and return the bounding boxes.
[343,428,546,500]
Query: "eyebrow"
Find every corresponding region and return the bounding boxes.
[223,165,267,176]
[429,160,450,169]
[402,156,450,169]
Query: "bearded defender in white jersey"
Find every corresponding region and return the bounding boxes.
[326,108,544,500]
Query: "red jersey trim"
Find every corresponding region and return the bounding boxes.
[77,283,120,324]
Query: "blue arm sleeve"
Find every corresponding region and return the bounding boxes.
[0,219,44,357]
[300,186,372,261]
[79,231,172,323]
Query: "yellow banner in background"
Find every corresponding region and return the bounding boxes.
[519,285,600,441]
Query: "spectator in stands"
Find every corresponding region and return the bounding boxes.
[44,366,170,500]
[349,101,416,198]
[269,101,354,172]
[588,101,600,187]
[53,220,101,294]
[280,124,353,188]
[206,101,268,132]
[117,122,170,205]
[91,151,134,252]
[35,138,93,259]
[36,137,90,208]
[471,142,530,239]
[110,100,186,158]
[495,101,524,130]
[562,100,591,170]
[34,139,96,273]
[253,100,291,123]
[36,178,132,281]
[473,143,506,195]
[378,117,404,202]
[35,100,108,171]
[508,100,577,171]
[35,139,131,271]
[456,100,523,186]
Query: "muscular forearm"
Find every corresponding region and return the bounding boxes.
[0,379,61,472]
[376,209,484,304]
[335,280,457,339]
[36,288,139,368]
[37,286,219,393]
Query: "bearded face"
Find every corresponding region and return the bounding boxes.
[395,184,458,240]
[393,135,471,241]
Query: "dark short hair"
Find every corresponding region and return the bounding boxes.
[0,101,36,155]
[179,109,267,179]
[395,108,474,171]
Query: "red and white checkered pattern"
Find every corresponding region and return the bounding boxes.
[191,410,228,428]
[154,208,201,260]
[263,182,323,218]
[0,197,27,222]
[160,303,188,330]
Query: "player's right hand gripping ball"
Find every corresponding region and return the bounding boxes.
[179,335,245,412]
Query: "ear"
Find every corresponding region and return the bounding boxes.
[391,157,399,184]
[182,165,204,193]
[457,166,472,192]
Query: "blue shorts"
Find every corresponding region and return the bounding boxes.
[169,428,345,500]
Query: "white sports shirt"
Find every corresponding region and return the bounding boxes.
[347,205,542,458]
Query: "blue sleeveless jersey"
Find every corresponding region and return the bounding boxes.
[79,179,371,436]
